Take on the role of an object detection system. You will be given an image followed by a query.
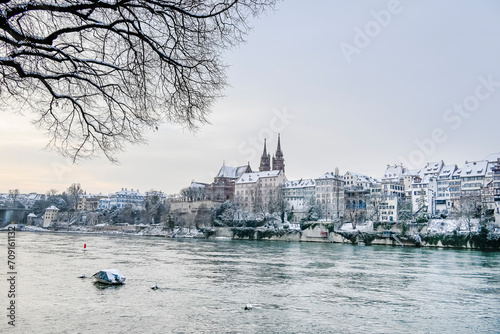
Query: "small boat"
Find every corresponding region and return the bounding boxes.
[92,269,126,285]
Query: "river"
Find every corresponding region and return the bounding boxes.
[1,232,499,333]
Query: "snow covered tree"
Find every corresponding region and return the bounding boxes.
[180,186,208,202]
[8,189,20,207]
[0,0,276,162]
[194,204,213,228]
[397,198,412,234]
[143,191,167,224]
[458,192,483,233]
[366,192,382,222]
[301,197,321,222]
[215,200,236,225]
[417,189,427,212]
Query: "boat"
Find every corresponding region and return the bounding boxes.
[92,269,126,285]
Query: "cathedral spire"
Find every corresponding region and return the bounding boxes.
[259,139,271,172]
[272,134,285,173]
[276,133,283,158]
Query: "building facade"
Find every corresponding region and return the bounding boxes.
[283,179,316,222]
[235,170,287,213]
[43,205,59,227]
[315,170,344,221]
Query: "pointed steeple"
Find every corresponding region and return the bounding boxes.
[259,139,271,171]
[275,133,283,158]
[272,134,285,173]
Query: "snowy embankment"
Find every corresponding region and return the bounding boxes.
[338,221,373,232]
[427,218,480,234]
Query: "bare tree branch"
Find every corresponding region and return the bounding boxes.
[0,0,276,162]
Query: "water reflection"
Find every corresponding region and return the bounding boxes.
[3,232,500,333]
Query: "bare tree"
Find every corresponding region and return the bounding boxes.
[180,185,208,202]
[46,189,58,198]
[0,0,276,162]
[8,188,20,206]
[366,192,382,222]
[67,183,83,210]
[458,192,483,233]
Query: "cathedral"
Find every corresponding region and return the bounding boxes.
[203,134,285,204]
[259,134,285,173]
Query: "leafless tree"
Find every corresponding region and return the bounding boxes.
[8,188,20,206]
[458,192,483,233]
[366,192,382,222]
[0,0,276,162]
[46,188,58,198]
[67,182,83,210]
[180,185,208,202]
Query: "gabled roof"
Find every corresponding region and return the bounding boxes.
[189,181,209,188]
[316,171,342,180]
[438,164,457,178]
[383,164,406,181]
[216,164,251,178]
[284,179,315,189]
[345,171,376,184]
[460,160,488,178]
[423,160,444,175]
[236,170,282,184]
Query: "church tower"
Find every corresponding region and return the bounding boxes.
[272,134,285,172]
[259,139,271,172]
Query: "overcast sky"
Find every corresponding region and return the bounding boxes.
[1,0,500,195]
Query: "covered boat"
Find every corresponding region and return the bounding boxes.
[92,269,126,285]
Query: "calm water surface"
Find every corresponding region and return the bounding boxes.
[1,232,500,333]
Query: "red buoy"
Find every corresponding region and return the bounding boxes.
[84,243,87,250]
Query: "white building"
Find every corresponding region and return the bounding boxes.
[411,175,438,216]
[78,193,107,211]
[343,171,376,190]
[99,188,145,210]
[283,179,316,222]
[235,170,287,213]
[43,205,59,227]
[379,196,399,223]
[460,160,489,196]
[435,164,457,213]
[381,164,406,199]
[315,171,344,221]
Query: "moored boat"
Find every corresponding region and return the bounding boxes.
[92,269,126,285]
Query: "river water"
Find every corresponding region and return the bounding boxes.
[1,232,500,333]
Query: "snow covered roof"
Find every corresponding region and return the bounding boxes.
[46,205,59,211]
[438,164,457,178]
[347,171,376,184]
[189,182,208,188]
[216,165,250,178]
[453,167,463,177]
[405,168,424,177]
[423,161,444,174]
[383,164,406,181]
[114,188,144,196]
[486,162,495,177]
[316,171,342,180]
[236,170,281,184]
[460,160,488,178]
[284,179,315,189]
[27,213,37,218]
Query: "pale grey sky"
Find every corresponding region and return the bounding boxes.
[1,0,500,195]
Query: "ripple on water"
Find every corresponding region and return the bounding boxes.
[5,232,500,333]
